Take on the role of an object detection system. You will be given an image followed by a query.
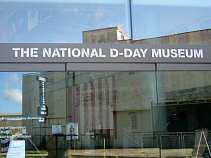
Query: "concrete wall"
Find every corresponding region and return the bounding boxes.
[22,74,40,118]
[83,26,128,43]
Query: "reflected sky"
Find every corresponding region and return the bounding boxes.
[1,0,211,7]
[0,73,22,114]
[132,4,211,39]
[0,1,211,42]
[0,2,128,42]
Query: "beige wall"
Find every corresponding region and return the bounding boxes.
[83,26,128,43]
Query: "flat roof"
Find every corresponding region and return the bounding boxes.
[83,26,122,33]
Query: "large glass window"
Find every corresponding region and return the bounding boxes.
[1,0,211,157]
[2,68,211,157]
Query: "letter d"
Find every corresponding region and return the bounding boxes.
[124,49,132,57]
[110,48,118,57]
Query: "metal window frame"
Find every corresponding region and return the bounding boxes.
[1,63,211,71]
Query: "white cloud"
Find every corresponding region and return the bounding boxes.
[95,8,106,20]
[9,73,22,84]
[4,89,22,106]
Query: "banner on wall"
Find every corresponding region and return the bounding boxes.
[52,125,62,135]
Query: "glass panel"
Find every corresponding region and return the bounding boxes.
[66,71,157,150]
[0,0,129,43]
[3,69,211,157]
[132,0,211,42]
[1,71,157,157]
[157,70,211,157]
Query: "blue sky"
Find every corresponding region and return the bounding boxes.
[0,0,211,114]
[1,0,211,42]
[0,72,22,114]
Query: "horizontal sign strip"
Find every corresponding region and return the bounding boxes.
[0,43,210,63]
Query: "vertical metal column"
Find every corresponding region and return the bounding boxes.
[128,0,134,40]
[155,64,162,158]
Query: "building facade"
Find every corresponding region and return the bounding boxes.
[22,27,211,156]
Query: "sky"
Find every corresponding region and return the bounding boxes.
[0,73,22,114]
[0,0,211,114]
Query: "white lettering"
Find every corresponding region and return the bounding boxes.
[43,48,51,57]
[152,49,162,58]
[110,48,119,57]
[140,49,148,58]
[124,49,132,58]
[12,48,20,57]
[72,48,81,57]
[194,49,203,58]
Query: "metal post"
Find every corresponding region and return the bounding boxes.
[65,67,69,122]
[155,64,161,158]
[44,122,47,149]
[128,0,134,40]
[71,72,75,150]
[71,134,73,149]
[196,131,203,158]
[40,123,41,148]
[56,135,58,158]
[202,131,211,157]
[159,135,162,158]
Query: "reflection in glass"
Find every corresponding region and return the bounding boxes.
[157,71,211,150]
[0,1,129,43]
[67,71,156,148]
[132,0,211,40]
[157,71,211,131]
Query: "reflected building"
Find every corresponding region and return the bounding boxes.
[83,26,128,43]
[0,114,22,127]
[22,26,211,151]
